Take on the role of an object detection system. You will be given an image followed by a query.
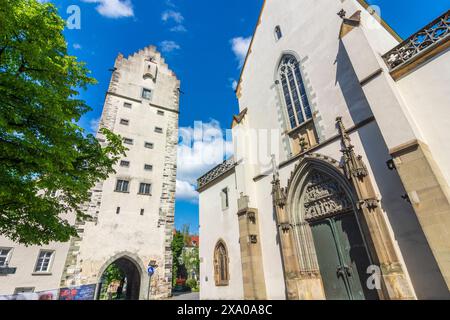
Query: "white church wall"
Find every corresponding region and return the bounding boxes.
[353,121,449,298]
[252,169,287,299]
[237,0,385,175]
[199,0,449,300]
[395,50,450,189]
[199,172,244,300]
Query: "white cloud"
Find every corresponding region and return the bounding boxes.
[177,119,233,186]
[229,78,238,91]
[170,25,187,33]
[160,40,180,53]
[230,36,251,68]
[82,0,134,18]
[73,43,82,50]
[161,10,184,23]
[176,180,199,203]
[165,0,176,8]
[176,119,233,203]
[89,117,100,133]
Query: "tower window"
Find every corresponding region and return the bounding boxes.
[144,142,154,149]
[142,88,152,100]
[275,25,283,40]
[139,183,152,195]
[123,102,132,108]
[157,110,165,116]
[116,207,121,214]
[155,127,163,134]
[115,179,129,193]
[120,160,130,167]
[123,138,134,145]
[144,164,153,171]
[140,209,145,216]
[120,119,129,126]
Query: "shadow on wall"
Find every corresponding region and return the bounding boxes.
[334,39,449,299]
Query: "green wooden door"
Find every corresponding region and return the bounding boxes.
[311,213,378,300]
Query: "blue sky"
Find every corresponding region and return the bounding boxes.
[47,0,449,234]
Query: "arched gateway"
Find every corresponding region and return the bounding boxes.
[95,253,147,300]
[97,258,140,300]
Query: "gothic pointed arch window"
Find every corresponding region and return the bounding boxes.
[278,54,312,129]
[277,54,317,155]
[214,240,229,286]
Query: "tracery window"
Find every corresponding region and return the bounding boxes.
[214,241,229,286]
[278,54,312,129]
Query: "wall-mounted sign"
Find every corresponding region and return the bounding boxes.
[59,284,96,300]
[0,290,58,301]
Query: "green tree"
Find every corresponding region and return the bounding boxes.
[0,0,126,245]
[102,264,125,285]
[171,230,184,287]
[181,246,199,282]
[99,264,125,300]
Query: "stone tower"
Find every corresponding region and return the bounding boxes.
[60,46,179,299]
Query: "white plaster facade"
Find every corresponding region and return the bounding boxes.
[199,0,450,300]
[199,170,244,300]
[0,222,74,295]
[395,52,450,187]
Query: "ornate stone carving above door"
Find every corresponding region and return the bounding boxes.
[303,170,353,222]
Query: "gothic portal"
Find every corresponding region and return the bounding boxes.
[298,170,378,300]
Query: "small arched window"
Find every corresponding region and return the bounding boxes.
[278,54,312,129]
[274,25,282,40]
[214,240,229,286]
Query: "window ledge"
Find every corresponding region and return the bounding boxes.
[114,190,130,194]
[215,282,229,287]
[285,118,314,136]
[32,272,52,276]
[137,193,152,196]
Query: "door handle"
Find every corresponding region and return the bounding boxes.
[337,265,352,278]
[336,266,345,278]
[344,264,352,277]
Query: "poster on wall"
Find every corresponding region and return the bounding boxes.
[0,290,58,300]
[59,284,96,300]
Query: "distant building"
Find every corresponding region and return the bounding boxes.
[0,45,180,300]
[183,235,200,282]
[199,1,450,300]
[187,236,199,248]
